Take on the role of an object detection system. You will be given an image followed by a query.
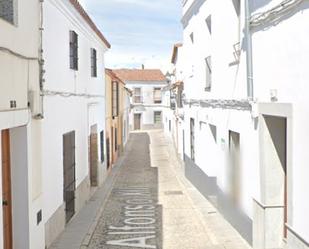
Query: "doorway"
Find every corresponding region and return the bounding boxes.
[229,130,241,205]
[63,131,76,224]
[263,115,287,238]
[106,137,110,169]
[1,129,13,249]
[254,112,289,248]
[134,113,141,130]
[89,125,98,187]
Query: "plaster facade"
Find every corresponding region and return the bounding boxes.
[167,0,309,248]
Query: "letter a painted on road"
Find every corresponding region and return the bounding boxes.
[106,235,156,248]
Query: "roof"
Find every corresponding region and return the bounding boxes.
[69,0,111,48]
[105,68,125,85]
[171,43,183,64]
[113,69,167,82]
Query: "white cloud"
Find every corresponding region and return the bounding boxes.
[82,0,182,69]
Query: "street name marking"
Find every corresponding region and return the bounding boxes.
[106,187,158,248]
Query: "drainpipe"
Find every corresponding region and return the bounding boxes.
[245,0,254,100]
[37,0,45,119]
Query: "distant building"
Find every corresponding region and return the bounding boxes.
[113,69,167,130]
[163,43,185,159]
[105,69,131,169]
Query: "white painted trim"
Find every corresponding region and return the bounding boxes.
[48,0,108,50]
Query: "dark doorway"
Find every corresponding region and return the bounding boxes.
[106,137,111,169]
[89,125,98,187]
[134,113,141,130]
[229,130,241,205]
[63,131,76,224]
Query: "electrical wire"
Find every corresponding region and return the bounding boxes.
[250,0,304,27]
[42,90,105,99]
[183,98,252,111]
[0,47,38,60]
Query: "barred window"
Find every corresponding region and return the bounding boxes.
[69,31,78,70]
[100,130,104,163]
[112,81,119,118]
[153,88,162,104]
[133,88,142,103]
[205,56,212,91]
[91,48,97,77]
[0,0,14,24]
[154,111,162,124]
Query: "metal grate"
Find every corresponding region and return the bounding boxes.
[63,131,76,223]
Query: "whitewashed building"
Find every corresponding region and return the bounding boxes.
[41,0,110,247]
[1,0,110,247]
[113,69,167,130]
[179,0,309,249]
[0,0,42,248]
[164,43,186,159]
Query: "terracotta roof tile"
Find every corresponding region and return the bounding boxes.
[69,0,111,48]
[105,68,125,85]
[113,69,167,82]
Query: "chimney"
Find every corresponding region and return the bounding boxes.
[142,64,145,70]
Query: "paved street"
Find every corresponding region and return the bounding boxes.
[50,130,251,249]
[86,130,251,249]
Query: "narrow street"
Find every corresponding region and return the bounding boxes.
[51,130,251,249]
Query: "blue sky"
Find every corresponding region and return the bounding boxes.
[79,0,183,71]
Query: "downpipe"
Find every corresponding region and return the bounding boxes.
[245,0,254,101]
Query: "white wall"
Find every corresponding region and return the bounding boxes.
[251,0,309,242]
[42,0,107,230]
[126,81,167,128]
[0,0,39,114]
[180,0,309,246]
[0,0,42,248]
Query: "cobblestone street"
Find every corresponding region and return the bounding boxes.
[83,130,251,249]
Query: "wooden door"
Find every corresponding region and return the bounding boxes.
[63,131,76,224]
[134,114,141,130]
[1,130,13,249]
[89,125,98,186]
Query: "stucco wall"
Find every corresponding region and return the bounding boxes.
[41,0,107,241]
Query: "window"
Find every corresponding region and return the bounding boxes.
[114,128,118,151]
[112,81,119,118]
[206,15,211,34]
[170,90,176,110]
[205,56,212,91]
[153,88,162,104]
[190,118,195,162]
[190,32,194,43]
[91,48,97,77]
[0,0,14,24]
[154,111,162,124]
[177,85,184,108]
[100,130,104,163]
[69,31,78,70]
[133,88,142,103]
